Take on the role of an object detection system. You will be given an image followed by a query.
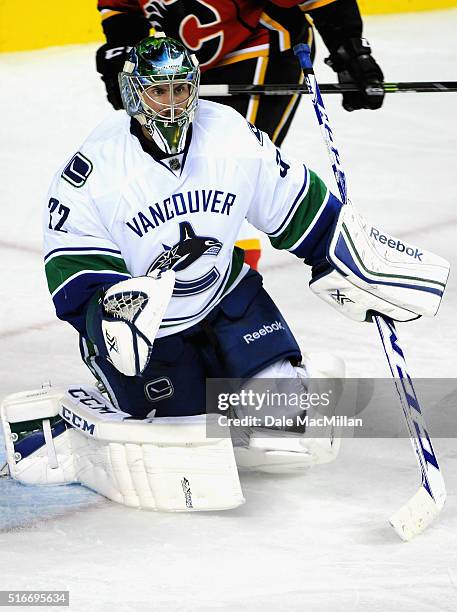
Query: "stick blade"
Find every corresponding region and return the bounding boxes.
[389,486,445,541]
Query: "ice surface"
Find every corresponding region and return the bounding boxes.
[0,9,457,611]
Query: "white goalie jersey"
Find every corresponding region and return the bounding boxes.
[43,100,341,336]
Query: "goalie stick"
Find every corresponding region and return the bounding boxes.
[200,81,457,97]
[293,43,446,541]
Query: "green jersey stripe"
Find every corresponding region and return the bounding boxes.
[269,170,328,251]
[220,246,246,297]
[45,253,130,295]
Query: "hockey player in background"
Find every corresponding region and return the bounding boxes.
[1,37,446,512]
[95,0,385,270]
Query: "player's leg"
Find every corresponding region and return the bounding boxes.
[79,330,207,419]
[200,57,255,118]
[233,354,345,472]
[253,48,306,147]
[200,50,308,145]
[255,7,317,146]
[1,385,244,511]
[3,274,254,510]
[204,269,344,471]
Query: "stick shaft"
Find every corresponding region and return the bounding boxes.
[293,43,445,512]
[375,317,445,509]
[200,81,457,97]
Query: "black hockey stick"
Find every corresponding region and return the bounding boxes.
[293,43,446,541]
[200,81,457,96]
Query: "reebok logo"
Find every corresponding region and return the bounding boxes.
[370,227,423,261]
[243,320,284,344]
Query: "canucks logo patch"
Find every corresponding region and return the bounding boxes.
[62,152,93,188]
[147,221,222,296]
[145,377,174,403]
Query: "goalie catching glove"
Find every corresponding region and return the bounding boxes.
[87,271,175,377]
[310,206,450,322]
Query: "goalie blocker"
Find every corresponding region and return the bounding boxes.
[310,206,449,322]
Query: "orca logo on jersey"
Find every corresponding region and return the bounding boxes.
[148,221,222,273]
[147,221,223,296]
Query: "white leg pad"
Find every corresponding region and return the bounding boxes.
[1,386,244,512]
[1,387,77,485]
[234,353,345,473]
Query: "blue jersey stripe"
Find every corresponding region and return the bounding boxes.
[290,192,342,264]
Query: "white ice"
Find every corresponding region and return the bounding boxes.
[0,9,457,611]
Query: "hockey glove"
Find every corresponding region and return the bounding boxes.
[324,38,385,111]
[96,13,151,109]
[310,206,449,322]
[86,271,175,376]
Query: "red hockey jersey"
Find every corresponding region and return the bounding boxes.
[97,0,335,70]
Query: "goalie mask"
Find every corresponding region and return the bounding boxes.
[120,36,200,154]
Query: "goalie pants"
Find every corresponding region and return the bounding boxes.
[80,270,301,419]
